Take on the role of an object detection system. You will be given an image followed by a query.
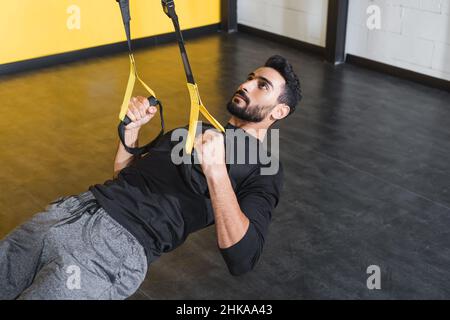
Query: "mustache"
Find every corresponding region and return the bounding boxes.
[234,90,250,105]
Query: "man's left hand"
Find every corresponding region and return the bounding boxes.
[194,129,227,178]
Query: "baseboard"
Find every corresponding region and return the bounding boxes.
[346,54,450,92]
[0,23,220,76]
[237,24,326,57]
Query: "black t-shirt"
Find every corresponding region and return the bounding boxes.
[89,122,284,276]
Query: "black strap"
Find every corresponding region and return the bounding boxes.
[161,0,195,84]
[118,97,165,155]
[161,0,230,173]
[116,0,132,52]
[116,0,165,156]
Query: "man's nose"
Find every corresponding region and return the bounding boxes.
[239,85,249,94]
[239,79,254,93]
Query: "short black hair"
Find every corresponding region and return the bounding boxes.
[265,55,302,116]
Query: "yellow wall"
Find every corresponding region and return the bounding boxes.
[0,0,221,65]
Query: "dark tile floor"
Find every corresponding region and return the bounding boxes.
[1,32,449,299]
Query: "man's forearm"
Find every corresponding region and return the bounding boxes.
[113,129,139,177]
[206,167,250,249]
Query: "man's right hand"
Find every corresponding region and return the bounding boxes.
[125,96,158,131]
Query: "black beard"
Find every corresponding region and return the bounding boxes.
[226,100,268,123]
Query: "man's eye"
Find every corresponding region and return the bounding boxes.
[258,82,269,90]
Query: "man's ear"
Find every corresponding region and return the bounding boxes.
[271,103,290,121]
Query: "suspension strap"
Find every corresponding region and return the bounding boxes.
[116,0,165,156]
[162,0,224,154]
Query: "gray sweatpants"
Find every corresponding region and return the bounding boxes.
[0,191,148,300]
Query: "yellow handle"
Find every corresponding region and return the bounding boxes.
[119,54,157,121]
[118,56,223,155]
[186,83,225,154]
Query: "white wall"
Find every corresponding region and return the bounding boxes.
[346,0,450,81]
[237,0,329,47]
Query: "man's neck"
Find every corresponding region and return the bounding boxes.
[228,117,269,142]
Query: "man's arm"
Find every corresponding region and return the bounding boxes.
[195,130,283,276]
[205,167,250,250]
[194,130,249,249]
[113,129,139,178]
[113,96,158,178]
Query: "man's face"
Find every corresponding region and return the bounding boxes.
[227,67,286,123]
